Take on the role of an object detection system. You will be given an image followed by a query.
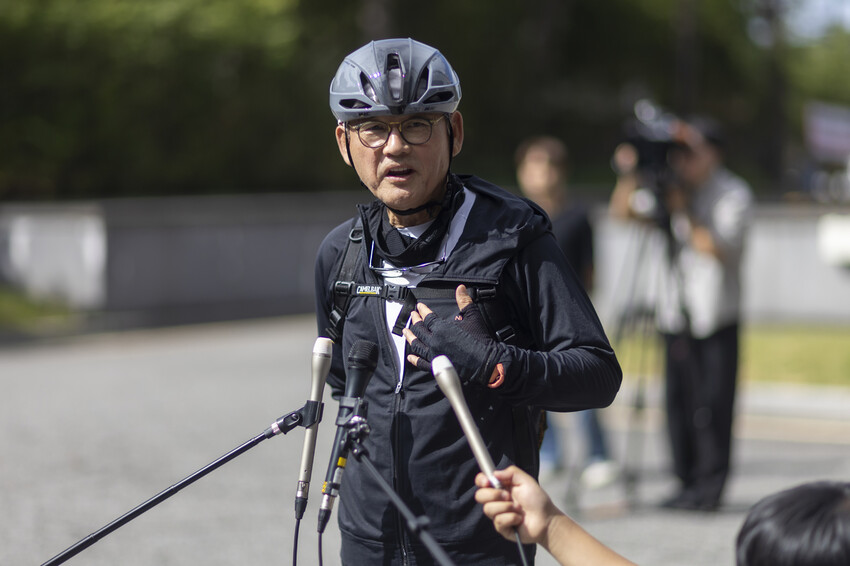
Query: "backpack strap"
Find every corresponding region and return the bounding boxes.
[325,218,363,343]
[394,284,528,345]
[388,285,520,339]
[468,286,528,348]
[325,218,530,350]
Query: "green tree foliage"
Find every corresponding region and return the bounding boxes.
[788,27,850,108]
[0,0,846,200]
[1,0,303,199]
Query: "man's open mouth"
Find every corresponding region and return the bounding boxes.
[387,167,413,178]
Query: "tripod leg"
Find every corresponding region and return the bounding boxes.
[621,309,658,509]
[609,224,664,510]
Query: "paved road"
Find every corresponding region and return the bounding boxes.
[2,316,848,566]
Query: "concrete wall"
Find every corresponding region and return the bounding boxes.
[1,195,849,329]
[0,204,106,309]
[97,193,363,327]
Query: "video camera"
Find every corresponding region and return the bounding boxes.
[623,99,683,192]
[619,99,688,226]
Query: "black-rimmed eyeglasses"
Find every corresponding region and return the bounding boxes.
[349,115,447,149]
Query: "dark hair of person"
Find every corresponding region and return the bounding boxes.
[685,115,726,151]
[736,481,850,566]
[514,135,569,173]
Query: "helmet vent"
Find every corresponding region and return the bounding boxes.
[360,72,379,105]
[339,99,371,110]
[414,68,429,101]
[423,91,454,104]
[385,53,404,102]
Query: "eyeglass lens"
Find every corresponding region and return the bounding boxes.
[356,116,442,148]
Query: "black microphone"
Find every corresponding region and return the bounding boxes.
[317,340,379,533]
[431,355,502,489]
[294,337,334,521]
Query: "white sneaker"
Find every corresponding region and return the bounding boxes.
[580,459,619,490]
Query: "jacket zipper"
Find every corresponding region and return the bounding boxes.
[392,382,410,565]
[382,295,411,566]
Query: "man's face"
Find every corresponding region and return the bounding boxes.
[670,144,720,187]
[669,122,721,188]
[517,147,565,200]
[335,112,464,218]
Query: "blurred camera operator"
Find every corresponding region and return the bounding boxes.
[609,116,754,511]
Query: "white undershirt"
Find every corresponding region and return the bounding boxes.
[379,189,476,383]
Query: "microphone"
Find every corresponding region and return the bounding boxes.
[317,340,379,533]
[433,357,532,566]
[432,355,503,489]
[294,337,334,521]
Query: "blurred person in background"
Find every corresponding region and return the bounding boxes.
[515,136,619,489]
[609,116,753,511]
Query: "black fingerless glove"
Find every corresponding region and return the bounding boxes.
[454,303,492,341]
[408,304,505,387]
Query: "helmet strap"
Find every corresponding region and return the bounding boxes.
[343,126,358,179]
[447,117,456,170]
[384,200,441,216]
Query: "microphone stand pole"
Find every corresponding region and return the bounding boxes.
[40,401,323,566]
[341,417,456,566]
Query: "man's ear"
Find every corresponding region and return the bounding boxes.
[450,111,464,158]
[335,124,353,167]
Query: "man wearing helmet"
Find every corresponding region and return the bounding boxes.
[315,38,622,565]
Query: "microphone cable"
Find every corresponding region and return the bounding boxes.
[318,531,325,566]
[291,519,300,566]
[515,529,530,566]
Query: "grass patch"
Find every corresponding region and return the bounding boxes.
[612,324,850,387]
[0,285,72,331]
[741,325,850,387]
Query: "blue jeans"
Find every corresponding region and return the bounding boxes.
[539,410,610,467]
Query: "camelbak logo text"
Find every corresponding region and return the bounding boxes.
[356,285,382,295]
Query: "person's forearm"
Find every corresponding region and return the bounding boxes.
[544,513,638,566]
[609,175,639,219]
[690,224,722,259]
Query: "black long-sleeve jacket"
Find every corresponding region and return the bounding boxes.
[314,175,622,565]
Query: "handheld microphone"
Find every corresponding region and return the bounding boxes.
[432,355,502,489]
[294,337,334,521]
[317,340,379,533]
[433,355,531,566]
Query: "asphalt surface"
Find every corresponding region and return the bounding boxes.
[2,315,848,566]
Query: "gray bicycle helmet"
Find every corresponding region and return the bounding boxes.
[329,38,461,123]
